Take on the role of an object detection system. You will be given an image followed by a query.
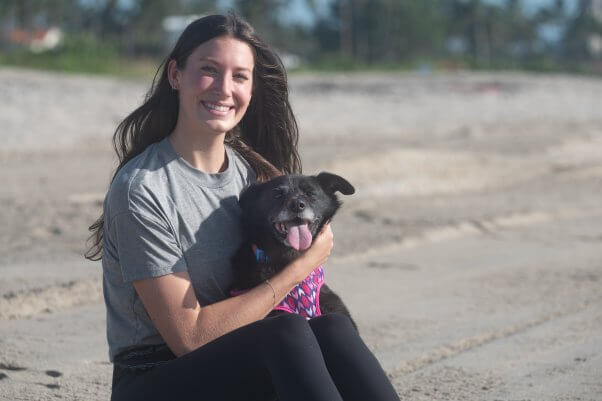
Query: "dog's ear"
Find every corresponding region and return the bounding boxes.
[316,172,355,195]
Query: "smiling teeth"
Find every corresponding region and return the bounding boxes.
[275,222,287,233]
[205,102,230,112]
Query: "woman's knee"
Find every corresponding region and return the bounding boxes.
[266,312,311,333]
[264,313,316,349]
[309,313,358,344]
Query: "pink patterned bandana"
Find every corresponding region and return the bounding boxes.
[274,266,324,318]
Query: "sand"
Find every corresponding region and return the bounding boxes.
[1,66,601,400]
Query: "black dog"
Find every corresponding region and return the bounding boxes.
[231,172,357,329]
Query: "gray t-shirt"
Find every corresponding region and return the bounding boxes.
[101,137,255,361]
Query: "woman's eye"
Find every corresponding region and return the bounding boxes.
[234,74,249,81]
[201,66,217,73]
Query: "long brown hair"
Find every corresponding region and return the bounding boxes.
[86,13,300,260]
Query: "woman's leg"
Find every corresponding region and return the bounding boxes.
[112,313,343,401]
[309,313,401,401]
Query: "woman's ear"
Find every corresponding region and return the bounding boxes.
[167,59,180,90]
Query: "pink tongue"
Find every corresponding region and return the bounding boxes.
[287,223,313,251]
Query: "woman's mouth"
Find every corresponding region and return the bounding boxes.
[201,101,234,116]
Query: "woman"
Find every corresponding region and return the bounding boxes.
[87,13,400,401]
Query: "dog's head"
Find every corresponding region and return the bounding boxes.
[238,172,354,254]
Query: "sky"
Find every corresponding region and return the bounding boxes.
[483,0,577,15]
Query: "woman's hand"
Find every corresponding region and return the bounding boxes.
[292,223,334,282]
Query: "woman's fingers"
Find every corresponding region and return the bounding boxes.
[311,223,334,263]
[293,223,335,282]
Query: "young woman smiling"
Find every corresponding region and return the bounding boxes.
[87,13,400,401]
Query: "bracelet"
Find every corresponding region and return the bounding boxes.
[264,279,276,308]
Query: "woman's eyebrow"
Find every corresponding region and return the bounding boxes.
[198,57,252,72]
[198,56,219,64]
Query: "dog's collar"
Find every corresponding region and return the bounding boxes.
[252,244,269,263]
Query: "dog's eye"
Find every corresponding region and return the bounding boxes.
[301,187,316,198]
[273,188,285,199]
[299,184,316,198]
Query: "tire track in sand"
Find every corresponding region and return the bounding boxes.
[335,206,600,265]
[384,296,600,378]
[0,279,102,320]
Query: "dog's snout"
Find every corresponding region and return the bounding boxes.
[289,198,305,213]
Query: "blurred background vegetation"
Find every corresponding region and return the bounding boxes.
[0,0,601,78]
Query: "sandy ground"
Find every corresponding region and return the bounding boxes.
[0,66,601,400]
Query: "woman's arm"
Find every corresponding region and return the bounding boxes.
[133,224,334,357]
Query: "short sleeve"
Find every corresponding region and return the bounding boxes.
[108,211,187,283]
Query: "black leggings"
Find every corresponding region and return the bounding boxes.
[111,313,400,401]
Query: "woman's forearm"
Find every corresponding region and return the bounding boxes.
[179,259,306,356]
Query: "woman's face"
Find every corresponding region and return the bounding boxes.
[172,36,254,136]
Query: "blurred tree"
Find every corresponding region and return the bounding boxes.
[232,0,323,61]
[444,0,542,66]
[313,0,342,56]
[233,0,286,43]
[532,0,568,55]
[0,0,47,29]
[44,0,83,30]
[445,0,489,62]
[339,0,353,58]
[562,0,602,59]
[6,0,39,29]
[313,0,446,64]
[501,0,539,59]
[123,0,182,55]
[102,0,217,56]
[534,0,567,22]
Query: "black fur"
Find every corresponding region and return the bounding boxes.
[231,172,357,329]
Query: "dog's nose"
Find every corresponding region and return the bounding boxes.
[290,199,305,212]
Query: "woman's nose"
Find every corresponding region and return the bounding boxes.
[213,73,232,96]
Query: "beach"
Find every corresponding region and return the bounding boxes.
[1,66,601,400]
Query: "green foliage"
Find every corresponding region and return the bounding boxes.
[0,34,157,78]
